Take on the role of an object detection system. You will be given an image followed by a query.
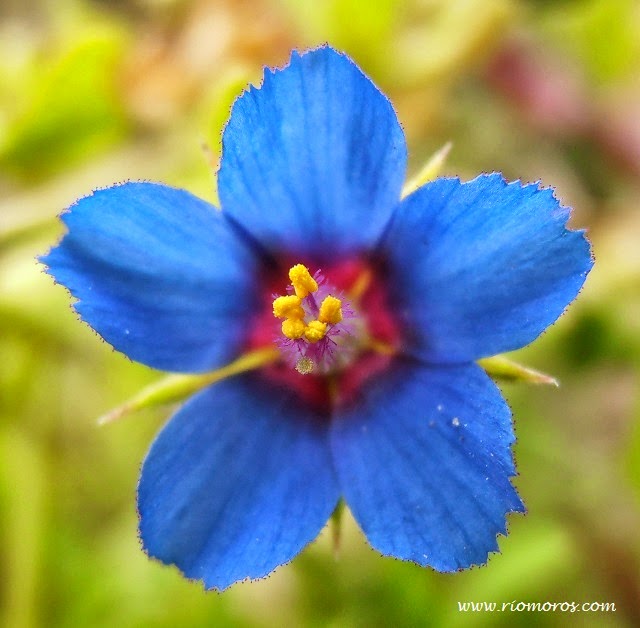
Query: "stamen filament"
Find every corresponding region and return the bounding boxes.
[347,267,373,303]
[364,336,396,355]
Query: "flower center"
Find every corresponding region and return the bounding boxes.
[245,258,400,411]
[271,264,358,375]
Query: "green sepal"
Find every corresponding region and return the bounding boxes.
[97,348,278,425]
[330,499,345,560]
[478,355,559,386]
[402,141,453,197]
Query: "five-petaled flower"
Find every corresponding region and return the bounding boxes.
[42,46,592,590]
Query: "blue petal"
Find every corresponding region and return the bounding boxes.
[331,359,524,571]
[380,174,593,362]
[138,373,340,590]
[42,182,258,372]
[218,46,407,260]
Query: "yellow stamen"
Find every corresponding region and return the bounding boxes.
[304,320,327,343]
[282,318,306,339]
[289,264,318,298]
[273,295,305,319]
[319,295,343,324]
[348,267,372,303]
[364,336,396,355]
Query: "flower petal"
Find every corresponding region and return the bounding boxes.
[331,359,524,571]
[41,182,258,372]
[138,373,339,590]
[381,174,593,362]
[218,46,407,259]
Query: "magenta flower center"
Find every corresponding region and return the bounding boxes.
[271,263,360,375]
[247,258,401,410]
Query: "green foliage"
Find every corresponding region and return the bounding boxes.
[0,27,129,180]
[282,0,515,85]
[539,0,640,84]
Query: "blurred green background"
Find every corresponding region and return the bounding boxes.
[1,0,639,626]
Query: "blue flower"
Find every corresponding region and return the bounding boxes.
[42,46,592,590]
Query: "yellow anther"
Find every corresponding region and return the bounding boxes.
[289,264,318,298]
[282,318,306,340]
[273,295,304,319]
[318,295,343,325]
[304,320,327,343]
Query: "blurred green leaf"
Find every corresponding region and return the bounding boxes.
[284,0,515,85]
[0,31,129,180]
[625,399,640,500]
[0,426,45,628]
[281,0,397,55]
[540,0,640,84]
